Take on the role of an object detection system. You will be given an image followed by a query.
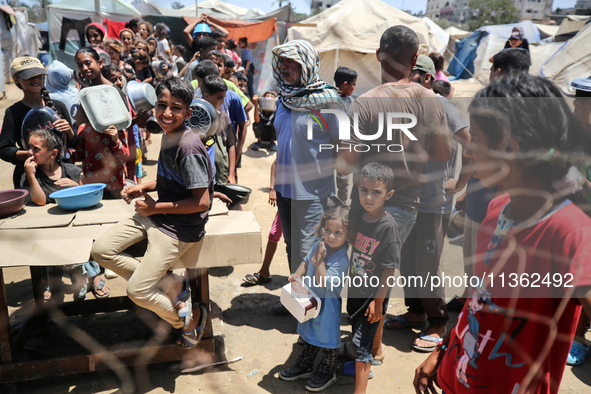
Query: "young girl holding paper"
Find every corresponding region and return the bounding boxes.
[279,205,350,392]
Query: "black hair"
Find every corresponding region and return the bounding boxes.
[155,77,194,107]
[40,87,55,110]
[132,51,150,66]
[30,128,65,161]
[359,162,395,191]
[101,64,122,81]
[492,48,531,75]
[334,66,357,87]
[174,45,187,56]
[226,38,237,50]
[210,30,226,40]
[201,75,227,96]
[379,25,419,64]
[125,19,140,30]
[428,52,445,72]
[315,205,351,239]
[194,60,219,79]
[232,71,248,83]
[75,46,100,62]
[239,37,248,45]
[224,57,236,68]
[575,89,591,98]
[154,22,169,38]
[469,74,588,185]
[207,50,225,60]
[198,36,218,52]
[433,80,452,97]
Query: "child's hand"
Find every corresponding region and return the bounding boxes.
[24,156,37,175]
[53,119,73,137]
[121,185,143,203]
[104,126,120,144]
[311,241,327,267]
[214,191,232,205]
[74,71,91,88]
[228,174,236,184]
[288,273,300,283]
[365,300,383,324]
[252,95,259,106]
[268,189,277,206]
[134,191,156,216]
[54,178,80,188]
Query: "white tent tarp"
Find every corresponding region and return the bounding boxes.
[181,0,250,19]
[48,0,139,71]
[287,0,446,95]
[445,26,470,40]
[540,21,591,94]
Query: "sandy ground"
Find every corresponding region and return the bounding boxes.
[1,81,590,393]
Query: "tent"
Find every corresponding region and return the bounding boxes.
[287,0,446,95]
[184,14,280,96]
[181,0,250,19]
[47,0,140,71]
[447,20,562,82]
[423,17,450,54]
[540,21,591,95]
[445,26,470,40]
[555,15,590,41]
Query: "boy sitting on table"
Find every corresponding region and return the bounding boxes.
[92,76,214,349]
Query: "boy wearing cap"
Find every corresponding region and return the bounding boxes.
[504,26,529,52]
[0,57,74,188]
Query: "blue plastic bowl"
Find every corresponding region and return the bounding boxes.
[49,183,107,210]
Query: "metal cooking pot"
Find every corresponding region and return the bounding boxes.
[126,80,157,113]
[217,184,252,208]
[185,98,220,138]
[21,107,60,148]
[151,60,169,79]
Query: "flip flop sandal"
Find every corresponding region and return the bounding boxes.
[567,340,589,366]
[412,334,443,352]
[178,305,208,349]
[242,273,272,286]
[384,315,426,330]
[91,278,110,299]
[338,361,374,379]
[173,277,192,330]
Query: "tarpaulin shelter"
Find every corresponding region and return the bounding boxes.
[47,0,140,71]
[554,16,590,41]
[445,26,471,40]
[181,0,250,19]
[184,14,279,96]
[287,0,447,95]
[540,21,591,95]
[447,20,562,82]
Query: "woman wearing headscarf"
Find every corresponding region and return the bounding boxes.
[267,39,344,315]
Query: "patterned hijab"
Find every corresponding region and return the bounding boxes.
[272,40,342,112]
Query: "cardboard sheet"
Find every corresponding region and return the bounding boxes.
[175,211,262,269]
[72,199,134,226]
[0,225,101,267]
[0,204,75,229]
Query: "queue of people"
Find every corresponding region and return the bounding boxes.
[1,15,591,394]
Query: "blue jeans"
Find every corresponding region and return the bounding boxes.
[276,192,326,272]
[384,206,417,245]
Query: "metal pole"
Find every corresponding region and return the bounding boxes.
[95,0,100,16]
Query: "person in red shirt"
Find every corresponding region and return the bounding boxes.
[414,74,591,394]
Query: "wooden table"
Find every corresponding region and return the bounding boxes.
[0,199,261,384]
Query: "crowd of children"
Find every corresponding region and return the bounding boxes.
[1,15,591,394]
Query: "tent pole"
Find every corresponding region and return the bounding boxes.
[94,0,100,16]
[335,49,339,74]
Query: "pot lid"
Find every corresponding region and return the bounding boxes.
[571,75,591,92]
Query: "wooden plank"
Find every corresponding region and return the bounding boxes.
[0,269,13,363]
[0,339,215,383]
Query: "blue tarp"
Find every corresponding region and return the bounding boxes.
[448,21,541,80]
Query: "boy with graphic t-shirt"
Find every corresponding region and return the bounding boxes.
[346,162,401,394]
[92,77,213,349]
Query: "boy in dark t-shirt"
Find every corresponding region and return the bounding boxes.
[92,77,213,349]
[346,162,401,393]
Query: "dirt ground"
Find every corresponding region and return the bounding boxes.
[1,81,590,393]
